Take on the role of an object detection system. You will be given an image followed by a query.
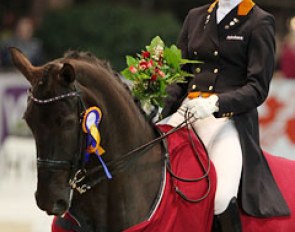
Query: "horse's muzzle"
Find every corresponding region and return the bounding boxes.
[50,199,69,216]
[35,191,69,216]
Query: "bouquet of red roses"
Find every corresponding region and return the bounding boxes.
[121,36,200,108]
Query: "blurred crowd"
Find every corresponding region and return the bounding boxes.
[0,4,294,232]
[0,15,44,70]
[1,10,295,79]
[277,16,295,79]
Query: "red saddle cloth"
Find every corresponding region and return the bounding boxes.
[241,152,295,232]
[124,124,217,232]
[52,125,295,232]
[52,125,217,232]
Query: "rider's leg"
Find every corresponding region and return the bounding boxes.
[165,108,243,231]
[191,116,243,231]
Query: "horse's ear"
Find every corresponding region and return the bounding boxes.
[59,63,75,84]
[9,47,37,84]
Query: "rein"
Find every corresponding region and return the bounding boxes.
[30,84,211,203]
[70,115,195,193]
[70,113,211,203]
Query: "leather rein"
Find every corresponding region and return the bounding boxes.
[30,83,211,203]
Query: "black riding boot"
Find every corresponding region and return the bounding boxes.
[212,197,242,232]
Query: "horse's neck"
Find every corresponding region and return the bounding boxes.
[78,73,155,152]
[102,94,155,155]
[72,79,162,231]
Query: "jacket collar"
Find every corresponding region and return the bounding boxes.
[205,0,255,35]
[204,0,255,46]
[208,0,255,16]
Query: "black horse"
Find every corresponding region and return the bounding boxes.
[10,48,295,232]
[10,47,166,231]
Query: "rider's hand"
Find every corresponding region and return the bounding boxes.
[183,95,219,119]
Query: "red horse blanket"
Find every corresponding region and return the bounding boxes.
[52,124,295,232]
[241,153,295,231]
[123,125,217,232]
[52,124,217,232]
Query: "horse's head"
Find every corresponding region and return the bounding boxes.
[10,47,82,215]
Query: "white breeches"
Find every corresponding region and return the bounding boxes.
[165,104,243,215]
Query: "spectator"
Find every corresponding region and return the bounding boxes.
[0,17,44,68]
[279,16,295,79]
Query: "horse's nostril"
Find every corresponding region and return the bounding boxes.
[52,199,68,215]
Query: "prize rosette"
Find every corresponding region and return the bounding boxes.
[82,107,112,179]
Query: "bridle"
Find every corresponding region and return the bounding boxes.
[29,85,87,181]
[30,81,211,203]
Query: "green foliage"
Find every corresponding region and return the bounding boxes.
[121,36,200,108]
[36,2,181,70]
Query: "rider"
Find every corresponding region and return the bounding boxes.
[161,0,290,231]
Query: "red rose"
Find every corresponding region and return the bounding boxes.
[155,68,165,77]
[139,61,148,70]
[129,66,137,74]
[142,51,150,59]
[147,60,154,68]
[158,70,165,77]
[150,74,158,82]
[157,61,163,66]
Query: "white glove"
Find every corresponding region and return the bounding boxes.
[183,95,219,119]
